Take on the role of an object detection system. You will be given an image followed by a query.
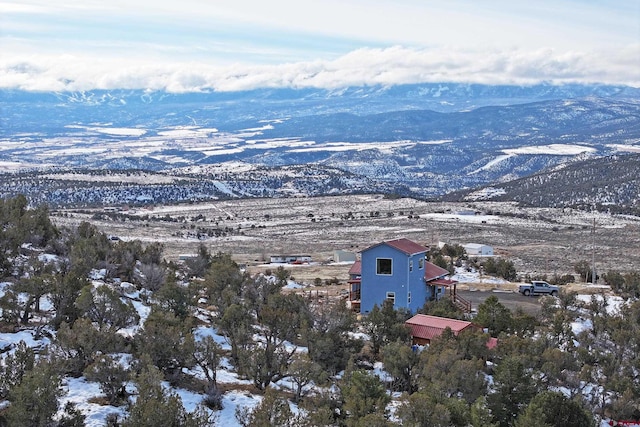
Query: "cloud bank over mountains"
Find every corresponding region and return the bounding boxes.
[1,0,638,92]
[3,45,639,93]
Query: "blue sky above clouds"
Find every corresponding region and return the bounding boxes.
[1,0,638,91]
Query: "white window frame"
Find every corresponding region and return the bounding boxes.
[419,257,424,269]
[409,260,413,272]
[386,292,396,305]
[376,258,393,275]
[407,292,411,304]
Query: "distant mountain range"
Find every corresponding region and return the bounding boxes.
[1,83,639,210]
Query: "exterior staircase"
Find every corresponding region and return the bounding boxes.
[451,292,472,313]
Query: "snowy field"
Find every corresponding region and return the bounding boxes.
[53,195,640,282]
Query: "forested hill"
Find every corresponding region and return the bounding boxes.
[442,153,640,214]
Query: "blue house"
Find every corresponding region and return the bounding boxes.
[349,238,461,314]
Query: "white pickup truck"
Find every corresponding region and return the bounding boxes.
[518,280,559,297]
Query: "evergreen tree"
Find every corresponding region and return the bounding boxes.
[134,309,195,376]
[239,293,310,390]
[475,295,513,336]
[235,387,299,427]
[124,362,214,427]
[75,284,139,332]
[342,370,390,426]
[286,353,325,403]
[155,274,194,320]
[217,303,252,366]
[57,402,87,427]
[396,390,451,427]
[382,340,420,393]
[470,396,499,427]
[515,391,594,427]
[51,317,113,376]
[5,362,63,427]
[84,354,130,405]
[487,355,538,427]
[362,300,410,356]
[193,336,224,409]
[0,340,35,399]
[305,299,363,375]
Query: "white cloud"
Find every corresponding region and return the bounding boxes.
[1,45,638,92]
[1,0,638,92]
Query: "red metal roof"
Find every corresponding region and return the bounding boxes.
[429,278,457,286]
[363,238,428,256]
[405,314,478,341]
[424,262,449,281]
[348,260,361,275]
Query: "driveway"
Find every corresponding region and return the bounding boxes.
[458,289,542,315]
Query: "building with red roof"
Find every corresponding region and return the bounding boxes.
[406,314,497,348]
[349,238,464,314]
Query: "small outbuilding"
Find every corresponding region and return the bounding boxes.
[269,255,312,264]
[333,250,357,263]
[405,314,482,346]
[463,243,494,256]
[405,314,498,349]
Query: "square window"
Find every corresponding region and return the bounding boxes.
[386,292,395,305]
[377,258,392,275]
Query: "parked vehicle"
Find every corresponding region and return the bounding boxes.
[518,280,559,297]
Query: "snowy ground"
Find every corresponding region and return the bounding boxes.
[0,264,629,426]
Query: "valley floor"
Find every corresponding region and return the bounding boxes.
[52,195,640,281]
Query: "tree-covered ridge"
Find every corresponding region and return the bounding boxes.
[0,195,638,426]
[451,153,640,215]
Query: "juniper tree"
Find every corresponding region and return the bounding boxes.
[235,387,299,427]
[124,362,213,427]
[84,354,130,405]
[515,391,594,427]
[75,284,139,333]
[5,362,63,427]
[134,308,196,378]
[0,340,35,399]
[193,336,224,409]
[239,293,310,390]
[341,370,390,426]
[305,299,362,375]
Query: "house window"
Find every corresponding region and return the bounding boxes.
[409,260,413,272]
[407,292,411,304]
[376,258,392,275]
[386,292,395,305]
[419,258,424,269]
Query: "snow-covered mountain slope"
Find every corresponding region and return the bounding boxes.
[1,84,639,208]
[445,153,640,214]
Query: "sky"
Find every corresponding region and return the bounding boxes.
[1,0,639,92]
